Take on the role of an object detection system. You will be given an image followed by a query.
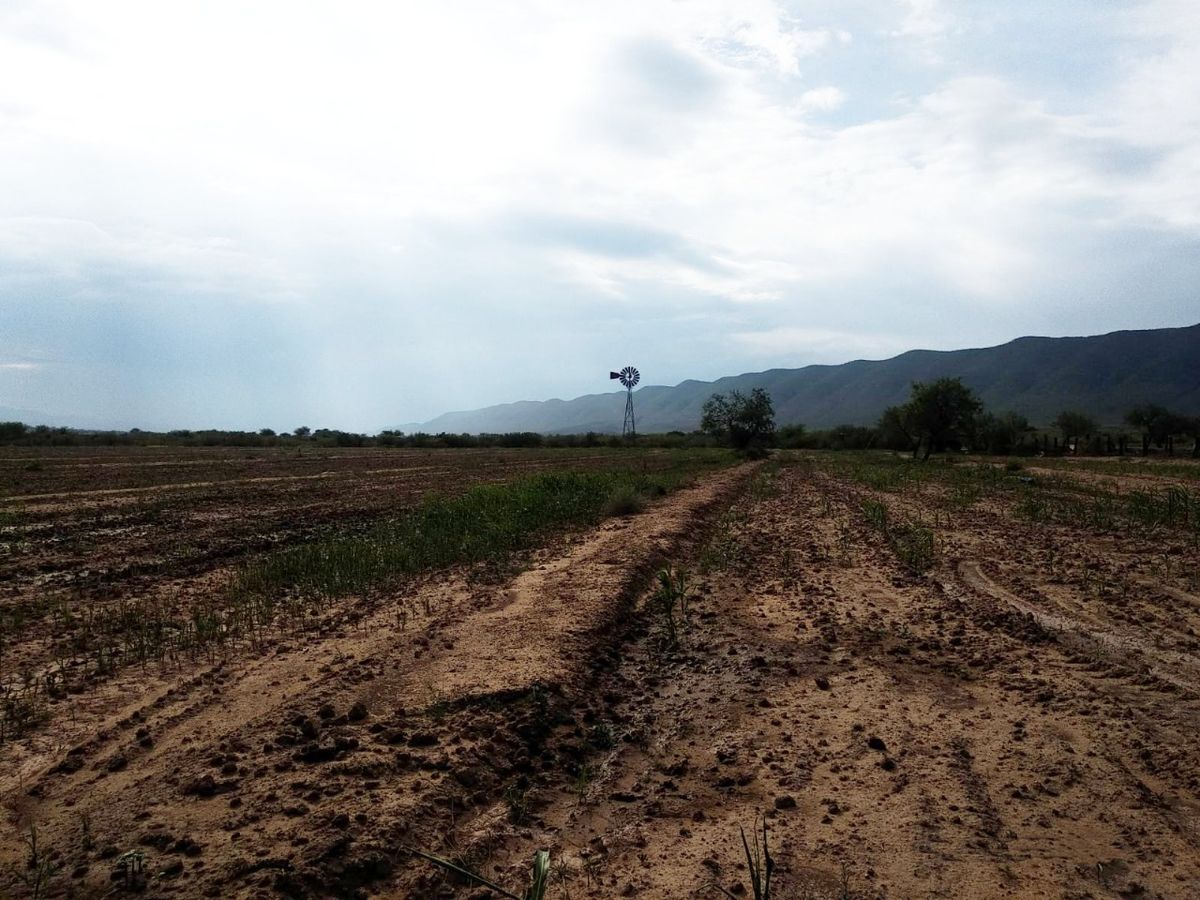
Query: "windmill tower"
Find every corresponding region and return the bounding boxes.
[609,366,640,438]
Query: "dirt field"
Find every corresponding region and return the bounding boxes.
[2,450,1199,898]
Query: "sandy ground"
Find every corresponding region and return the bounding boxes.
[0,462,754,898]
[480,460,1200,899]
[3,455,1199,898]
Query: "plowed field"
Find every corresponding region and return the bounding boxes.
[2,450,1198,899]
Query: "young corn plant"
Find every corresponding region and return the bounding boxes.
[652,566,691,648]
[411,847,551,900]
[716,819,774,900]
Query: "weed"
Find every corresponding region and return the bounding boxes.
[23,824,41,869]
[114,849,145,888]
[602,485,644,517]
[861,499,888,530]
[503,783,532,825]
[586,722,615,750]
[701,510,743,572]
[858,496,936,573]
[749,463,781,500]
[891,525,935,572]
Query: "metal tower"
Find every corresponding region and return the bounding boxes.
[609,366,640,438]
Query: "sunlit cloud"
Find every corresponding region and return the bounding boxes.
[0,0,1196,430]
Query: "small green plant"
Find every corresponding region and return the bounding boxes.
[651,566,690,647]
[114,849,145,888]
[861,499,888,530]
[892,525,935,573]
[602,485,644,517]
[11,824,59,900]
[716,818,773,899]
[749,463,781,500]
[586,721,615,750]
[573,763,595,802]
[411,847,550,900]
[504,783,531,825]
[23,823,41,870]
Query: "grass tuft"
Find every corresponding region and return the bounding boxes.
[602,484,645,517]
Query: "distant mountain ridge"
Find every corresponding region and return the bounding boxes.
[399,324,1200,434]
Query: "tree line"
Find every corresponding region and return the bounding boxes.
[2,382,1197,456]
[696,380,1200,458]
[856,380,1197,458]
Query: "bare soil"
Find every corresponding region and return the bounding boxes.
[2,452,1199,899]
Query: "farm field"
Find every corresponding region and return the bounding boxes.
[2,449,1199,898]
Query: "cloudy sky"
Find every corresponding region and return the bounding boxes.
[1,0,1197,431]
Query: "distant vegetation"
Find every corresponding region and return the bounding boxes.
[700,388,776,455]
[0,422,696,450]
[2,379,1198,457]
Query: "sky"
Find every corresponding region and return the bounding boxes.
[1,0,1198,431]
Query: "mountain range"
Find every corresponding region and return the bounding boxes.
[399,324,1200,434]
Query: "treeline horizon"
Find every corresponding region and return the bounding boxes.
[2,409,1197,457]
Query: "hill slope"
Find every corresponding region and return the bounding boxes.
[403,324,1200,433]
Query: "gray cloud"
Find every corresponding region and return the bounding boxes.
[0,0,1196,431]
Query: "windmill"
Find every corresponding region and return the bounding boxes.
[609,366,640,438]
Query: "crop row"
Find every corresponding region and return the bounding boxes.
[0,453,730,743]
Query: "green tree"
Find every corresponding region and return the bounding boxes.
[701,388,776,454]
[1125,404,1176,453]
[1053,410,1097,451]
[881,378,982,460]
[0,421,28,444]
[974,411,1033,455]
[774,422,806,449]
[293,426,311,438]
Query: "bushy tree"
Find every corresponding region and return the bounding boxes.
[880,378,982,460]
[974,411,1033,455]
[0,421,28,444]
[1053,411,1097,449]
[701,388,776,454]
[1126,405,1198,455]
[774,423,806,449]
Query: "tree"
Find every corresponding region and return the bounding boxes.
[700,388,776,454]
[0,422,28,444]
[774,423,806,449]
[878,404,918,453]
[1126,404,1176,454]
[1185,416,1200,458]
[1053,410,1097,451]
[881,378,982,460]
[294,426,311,438]
[974,411,1033,455]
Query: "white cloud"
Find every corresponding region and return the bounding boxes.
[797,86,846,111]
[0,0,1196,427]
[892,0,954,41]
